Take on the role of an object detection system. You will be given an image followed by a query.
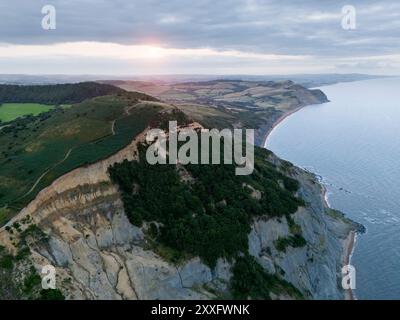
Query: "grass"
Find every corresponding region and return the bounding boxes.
[145,239,192,266]
[0,103,54,122]
[0,207,10,226]
[178,103,272,131]
[0,93,163,223]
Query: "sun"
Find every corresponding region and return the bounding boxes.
[144,45,165,60]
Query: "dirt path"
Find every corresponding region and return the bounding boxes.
[124,105,135,116]
[111,120,116,135]
[19,148,73,199]
[0,124,11,131]
[14,101,142,202]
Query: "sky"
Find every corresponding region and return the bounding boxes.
[0,0,399,75]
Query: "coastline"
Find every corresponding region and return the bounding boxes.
[322,184,356,301]
[263,104,357,301]
[262,106,305,148]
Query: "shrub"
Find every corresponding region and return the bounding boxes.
[230,254,304,300]
[39,289,65,300]
[23,272,41,294]
[274,235,307,253]
[0,254,14,269]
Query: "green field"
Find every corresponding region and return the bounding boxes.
[0,92,163,223]
[0,103,55,122]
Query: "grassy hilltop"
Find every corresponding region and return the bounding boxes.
[0,103,56,123]
[0,83,164,223]
[0,82,126,123]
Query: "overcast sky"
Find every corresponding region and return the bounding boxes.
[0,0,399,75]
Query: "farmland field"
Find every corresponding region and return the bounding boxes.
[0,103,54,122]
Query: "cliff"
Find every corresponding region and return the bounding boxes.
[0,122,357,300]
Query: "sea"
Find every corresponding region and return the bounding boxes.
[265,77,400,300]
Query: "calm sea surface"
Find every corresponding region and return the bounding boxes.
[266,77,400,300]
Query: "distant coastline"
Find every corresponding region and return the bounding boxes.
[261,106,305,148]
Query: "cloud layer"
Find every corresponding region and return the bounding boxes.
[0,0,399,75]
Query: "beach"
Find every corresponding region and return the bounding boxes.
[262,106,305,147]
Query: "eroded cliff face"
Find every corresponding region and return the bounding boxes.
[249,156,355,299]
[0,126,356,300]
[31,194,226,300]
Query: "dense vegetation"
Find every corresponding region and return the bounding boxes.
[230,254,303,299]
[109,141,307,298]
[109,141,304,268]
[0,82,125,105]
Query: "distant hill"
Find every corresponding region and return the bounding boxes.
[102,79,328,146]
[0,82,125,105]
[100,73,390,88]
[0,73,389,87]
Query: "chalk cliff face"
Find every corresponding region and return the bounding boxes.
[0,125,356,300]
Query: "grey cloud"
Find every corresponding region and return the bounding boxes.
[0,0,399,75]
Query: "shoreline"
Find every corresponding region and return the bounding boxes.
[263,104,357,301]
[322,184,356,300]
[262,106,305,148]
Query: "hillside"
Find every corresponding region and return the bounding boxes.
[0,83,163,223]
[102,79,328,145]
[0,82,125,105]
[101,79,327,111]
[0,118,358,300]
[0,80,358,300]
